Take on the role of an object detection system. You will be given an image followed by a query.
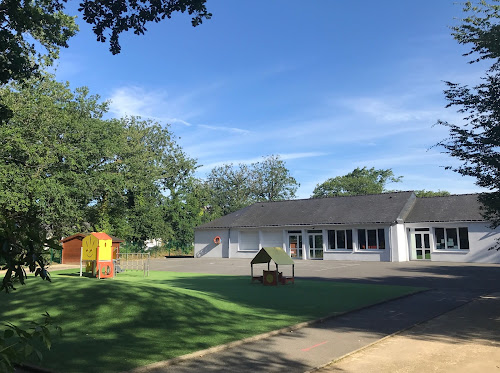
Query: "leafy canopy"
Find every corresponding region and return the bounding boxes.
[0,74,199,290]
[206,155,299,215]
[437,0,500,228]
[312,167,402,198]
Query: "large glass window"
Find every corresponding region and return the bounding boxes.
[358,229,366,250]
[434,227,469,250]
[459,228,470,250]
[327,230,353,250]
[358,229,385,250]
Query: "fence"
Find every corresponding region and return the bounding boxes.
[116,252,150,277]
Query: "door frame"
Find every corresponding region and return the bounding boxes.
[409,228,432,260]
[287,232,303,259]
[307,231,324,260]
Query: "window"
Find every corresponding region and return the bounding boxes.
[459,228,470,250]
[434,227,469,250]
[327,230,353,250]
[358,229,385,250]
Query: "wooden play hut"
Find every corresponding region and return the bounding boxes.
[251,247,295,286]
[60,233,124,264]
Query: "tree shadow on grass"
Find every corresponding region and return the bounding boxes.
[0,272,312,373]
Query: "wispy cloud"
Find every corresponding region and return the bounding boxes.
[338,97,442,123]
[195,152,327,174]
[107,86,203,125]
[197,124,251,135]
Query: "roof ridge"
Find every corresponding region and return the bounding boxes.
[249,191,414,206]
[416,193,481,199]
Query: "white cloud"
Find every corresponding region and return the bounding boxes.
[338,97,442,124]
[197,124,251,135]
[107,86,202,126]
[195,152,327,174]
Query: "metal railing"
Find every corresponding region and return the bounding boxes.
[116,252,150,277]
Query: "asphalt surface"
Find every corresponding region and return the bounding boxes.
[128,258,500,373]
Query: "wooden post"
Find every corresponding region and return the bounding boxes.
[79,247,83,277]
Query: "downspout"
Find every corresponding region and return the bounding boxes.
[228,228,231,258]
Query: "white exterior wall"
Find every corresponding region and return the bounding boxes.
[228,229,260,259]
[195,223,500,263]
[390,223,409,262]
[405,222,500,263]
[194,229,230,258]
[322,225,391,262]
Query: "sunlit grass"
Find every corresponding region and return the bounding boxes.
[0,270,424,372]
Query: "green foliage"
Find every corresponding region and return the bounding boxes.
[206,163,253,215]
[79,0,211,54]
[206,155,299,215]
[312,167,403,198]
[0,312,61,372]
[0,0,210,124]
[0,74,200,289]
[0,75,118,291]
[413,190,451,198]
[0,0,78,124]
[164,178,220,246]
[250,154,300,201]
[0,0,78,85]
[437,1,500,229]
[452,0,500,64]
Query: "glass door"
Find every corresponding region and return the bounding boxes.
[308,232,323,259]
[410,230,431,260]
[288,233,303,259]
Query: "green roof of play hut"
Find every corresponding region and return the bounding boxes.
[251,247,294,265]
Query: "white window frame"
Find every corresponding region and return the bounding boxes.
[434,227,469,251]
[357,228,386,250]
[326,229,353,251]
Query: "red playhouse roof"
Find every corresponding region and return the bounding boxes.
[60,233,124,243]
[91,232,112,241]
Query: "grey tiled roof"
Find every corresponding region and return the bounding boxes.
[197,191,415,229]
[405,194,485,222]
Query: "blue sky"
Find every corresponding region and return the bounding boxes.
[54,0,488,199]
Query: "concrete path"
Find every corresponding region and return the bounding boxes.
[128,258,500,373]
[315,293,500,373]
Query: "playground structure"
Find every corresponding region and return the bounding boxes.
[116,252,150,277]
[251,247,295,286]
[79,232,114,279]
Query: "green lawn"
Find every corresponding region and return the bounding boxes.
[0,270,424,372]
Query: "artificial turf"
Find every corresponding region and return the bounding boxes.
[0,270,424,372]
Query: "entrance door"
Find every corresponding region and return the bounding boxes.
[288,233,303,259]
[308,232,323,259]
[410,230,431,260]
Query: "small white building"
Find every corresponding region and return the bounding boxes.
[194,192,500,264]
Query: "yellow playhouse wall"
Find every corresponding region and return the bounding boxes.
[82,235,97,261]
[98,239,113,261]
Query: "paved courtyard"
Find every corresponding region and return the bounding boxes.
[152,257,500,293]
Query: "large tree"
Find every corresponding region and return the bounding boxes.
[0,75,122,291]
[250,155,299,202]
[206,163,253,216]
[437,0,500,228]
[0,75,199,290]
[312,167,402,198]
[206,155,299,215]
